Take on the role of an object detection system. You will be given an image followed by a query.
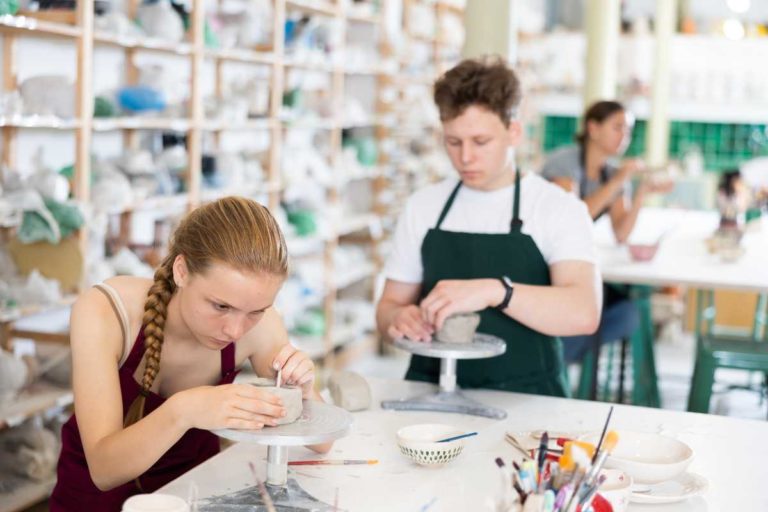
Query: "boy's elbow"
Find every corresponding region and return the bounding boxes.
[576,306,601,335]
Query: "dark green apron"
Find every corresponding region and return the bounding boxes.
[404,171,570,397]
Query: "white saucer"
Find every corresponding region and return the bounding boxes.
[630,472,709,504]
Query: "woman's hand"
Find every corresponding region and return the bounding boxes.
[171,384,286,431]
[618,159,645,182]
[272,344,315,398]
[387,304,434,342]
[420,279,501,330]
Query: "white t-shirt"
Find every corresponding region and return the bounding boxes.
[384,173,597,284]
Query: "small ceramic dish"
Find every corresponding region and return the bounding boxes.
[630,472,709,504]
[397,424,468,467]
[581,430,693,484]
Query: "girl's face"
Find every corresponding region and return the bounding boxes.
[173,258,284,350]
[588,110,634,156]
[442,105,521,191]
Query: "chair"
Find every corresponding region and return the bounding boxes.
[687,291,768,413]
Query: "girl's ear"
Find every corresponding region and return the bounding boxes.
[172,255,188,287]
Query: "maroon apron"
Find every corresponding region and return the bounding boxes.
[50,329,240,511]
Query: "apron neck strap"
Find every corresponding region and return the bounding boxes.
[435,181,463,229]
[436,174,523,233]
[511,168,523,232]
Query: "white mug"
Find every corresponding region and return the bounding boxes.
[122,494,189,512]
[598,468,632,512]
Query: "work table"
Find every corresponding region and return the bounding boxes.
[159,377,768,511]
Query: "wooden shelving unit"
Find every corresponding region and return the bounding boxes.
[0,2,466,507]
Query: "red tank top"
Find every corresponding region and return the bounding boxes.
[50,329,240,511]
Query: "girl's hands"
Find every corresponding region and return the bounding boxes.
[272,344,315,398]
[172,383,286,431]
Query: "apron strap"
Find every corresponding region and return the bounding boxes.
[511,168,523,232]
[435,182,463,229]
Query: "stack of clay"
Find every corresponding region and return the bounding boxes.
[435,313,481,344]
[249,378,303,425]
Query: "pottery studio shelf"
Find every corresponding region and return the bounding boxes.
[0,475,57,512]
[0,382,73,430]
[0,14,81,38]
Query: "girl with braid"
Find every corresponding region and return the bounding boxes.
[51,197,329,510]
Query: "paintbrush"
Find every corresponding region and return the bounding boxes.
[592,406,614,464]
[437,432,477,443]
[505,433,532,460]
[276,367,282,388]
[248,462,276,512]
[288,459,378,466]
[537,431,549,491]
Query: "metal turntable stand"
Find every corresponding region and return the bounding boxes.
[381,334,508,419]
[209,400,352,511]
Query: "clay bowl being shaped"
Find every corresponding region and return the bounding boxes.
[628,243,659,262]
[435,313,481,344]
[582,431,693,484]
[396,424,469,467]
[248,377,303,425]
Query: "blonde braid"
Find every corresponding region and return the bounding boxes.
[123,260,176,428]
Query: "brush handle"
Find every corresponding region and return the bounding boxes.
[437,431,478,443]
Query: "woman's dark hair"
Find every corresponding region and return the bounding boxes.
[718,169,742,197]
[575,100,626,146]
[433,55,522,127]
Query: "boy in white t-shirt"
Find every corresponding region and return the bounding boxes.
[375,57,602,396]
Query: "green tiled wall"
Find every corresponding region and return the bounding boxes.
[542,116,768,171]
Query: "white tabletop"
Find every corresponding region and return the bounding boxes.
[158,377,768,512]
[595,208,768,292]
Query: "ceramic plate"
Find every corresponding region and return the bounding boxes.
[630,472,709,504]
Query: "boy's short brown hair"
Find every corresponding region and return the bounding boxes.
[433,56,522,126]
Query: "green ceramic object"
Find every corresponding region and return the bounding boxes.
[293,309,326,336]
[286,209,317,236]
[94,96,115,118]
[0,0,19,15]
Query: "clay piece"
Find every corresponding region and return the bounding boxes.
[328,371,371,412]
[249,378,302,425]
[435,313,481,344]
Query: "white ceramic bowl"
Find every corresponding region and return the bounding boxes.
[582,431,693,484]
[396,423,468,467]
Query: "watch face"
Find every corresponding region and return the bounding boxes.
[502,276,513,287]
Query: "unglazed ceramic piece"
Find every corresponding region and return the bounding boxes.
[435,313,481,344]
[250,378,303,425]
[328,371,371,412]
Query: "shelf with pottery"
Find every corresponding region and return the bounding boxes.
[283,58,338,73]
[345,12,381,25]
[0,381,73,430]
[285,0,338,17]
[0,13,81,38]
[0,116,81,129]
[292,322,373,362]
[91,117,192,132]
[334,213,381,237]
[202,118,276,131]
[92,31,193,55]
[334,262,377,291]
[204,47,275,65]
[280,117,338,130]
[200,182,283,203]
[0,475,56,512]
[0,296,77,326]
